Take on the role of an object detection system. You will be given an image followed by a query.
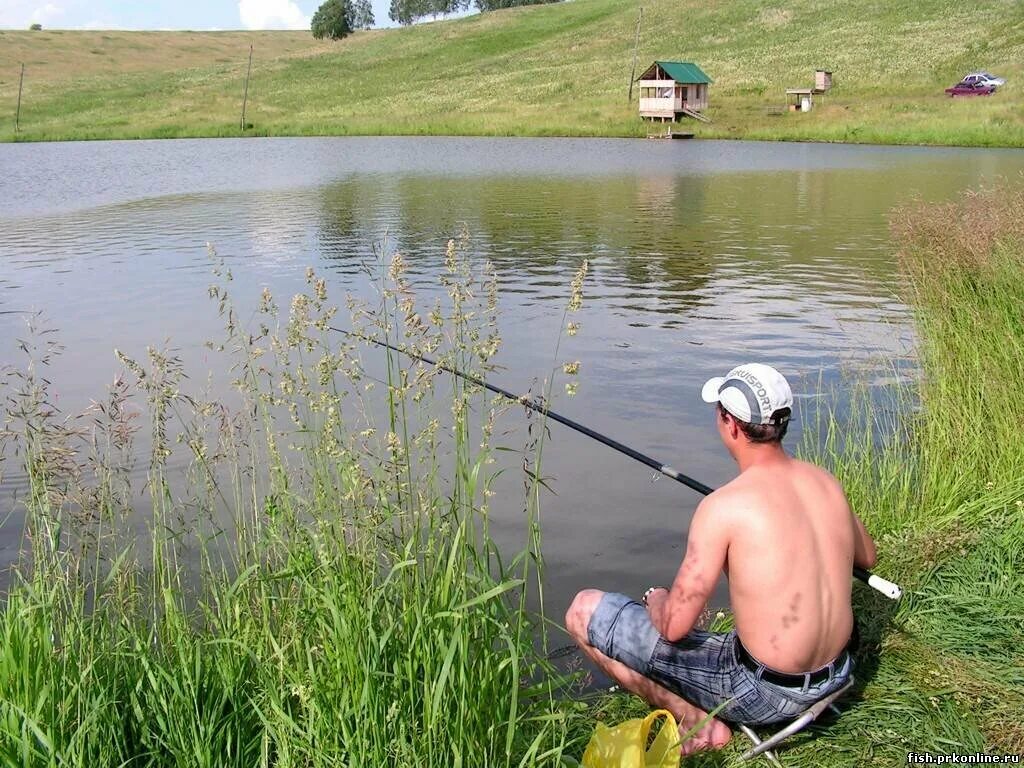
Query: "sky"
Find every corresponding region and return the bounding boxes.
[0,0,423,30]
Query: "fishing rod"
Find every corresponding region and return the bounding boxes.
[332,326,902,601]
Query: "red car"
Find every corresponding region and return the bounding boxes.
[945,81,997,97]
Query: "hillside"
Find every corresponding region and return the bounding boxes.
[1,0,1023,144]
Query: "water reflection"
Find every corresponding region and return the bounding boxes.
[317,173,719,316]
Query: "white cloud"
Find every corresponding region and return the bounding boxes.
[238,0,309,30]
[30,3,64,24]
[0,1,64,27]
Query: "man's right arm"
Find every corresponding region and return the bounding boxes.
[648,496,731,643]
[851,511,877,569]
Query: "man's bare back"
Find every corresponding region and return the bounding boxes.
[709,454,874,673]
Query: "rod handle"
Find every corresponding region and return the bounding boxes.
[855,567,902,600]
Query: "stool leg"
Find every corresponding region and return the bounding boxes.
[738,724,783,767]
[743,713,813,758]
[740,679,855,761]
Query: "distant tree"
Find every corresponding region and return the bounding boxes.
[388,0,560,25]
[430,0,468,16]
[29,23,43,30]
[389,0,419,25]
[350,0,375,29]
[389,0,471,25]
[311,0,354,39]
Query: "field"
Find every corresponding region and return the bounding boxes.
[2,0,1024,144]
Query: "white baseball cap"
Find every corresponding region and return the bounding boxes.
[701,363,793,425]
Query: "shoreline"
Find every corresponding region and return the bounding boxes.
[5,130,1024,149]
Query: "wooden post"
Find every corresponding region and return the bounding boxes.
[15,63,25,134]
[628,7,643,103]
[240,44,253,131]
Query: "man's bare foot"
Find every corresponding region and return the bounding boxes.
[679,717,731,756]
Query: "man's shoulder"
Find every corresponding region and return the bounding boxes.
[746,457,843,490]
[699,478,758,519]
[790,457,845,492]
[689,489,742,546]
[706,459,845,514]
[708,469,772,502]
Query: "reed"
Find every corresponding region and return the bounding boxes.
[0,241,591,766]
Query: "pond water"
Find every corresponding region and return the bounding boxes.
[2,136,1022,616]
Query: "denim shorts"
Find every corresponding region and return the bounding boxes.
[586,592,853,725]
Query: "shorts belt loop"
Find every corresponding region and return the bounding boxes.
[801,672,811,693]
[755,663,766,681]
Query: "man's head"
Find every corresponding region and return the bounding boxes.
[701,363,793,447]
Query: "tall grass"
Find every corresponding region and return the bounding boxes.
[791,185,1024,763]
[0,242,590,766]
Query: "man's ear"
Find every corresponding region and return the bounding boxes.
[728,415,740,440]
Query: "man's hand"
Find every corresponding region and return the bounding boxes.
[645,587,671,633]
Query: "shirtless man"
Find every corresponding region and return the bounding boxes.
[565,363,877,754]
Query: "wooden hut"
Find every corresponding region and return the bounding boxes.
[637,61,712,122]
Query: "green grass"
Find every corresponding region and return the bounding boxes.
[811,186,1024,759]
[2,0,1024,144]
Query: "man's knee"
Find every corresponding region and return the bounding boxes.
[565,589,605,642]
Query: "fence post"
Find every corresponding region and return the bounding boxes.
[15,63,25,134]
[628,8,643,103]
[240,44,253,131]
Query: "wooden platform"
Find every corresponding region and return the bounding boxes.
[647,129,695,139]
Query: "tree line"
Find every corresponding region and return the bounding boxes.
[312,0,562,38]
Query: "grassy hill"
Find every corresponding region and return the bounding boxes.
[2,0,1024,144]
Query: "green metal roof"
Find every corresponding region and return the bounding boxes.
[650,61,713,85]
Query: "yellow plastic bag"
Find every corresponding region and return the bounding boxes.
[582,708,680,768]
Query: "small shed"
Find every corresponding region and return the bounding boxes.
[637,61,712,122]
[814,69,833,93]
